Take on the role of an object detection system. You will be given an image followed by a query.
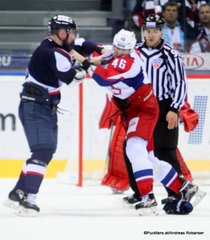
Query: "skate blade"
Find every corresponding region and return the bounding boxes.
[122,200,135,209]
[3,199,20,210]
[136,206,159,216]
[15,206,39,217]
[191,190,206,207]
[111,188,124,195]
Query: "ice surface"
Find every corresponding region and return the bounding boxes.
[0,179,209,240]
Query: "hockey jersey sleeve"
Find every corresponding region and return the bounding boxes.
[53,48,78,85]
[73,37,104,56]
[169,51,187,111]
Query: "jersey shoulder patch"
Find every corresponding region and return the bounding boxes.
[54,48,71,72]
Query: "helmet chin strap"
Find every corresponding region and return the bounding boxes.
[55,29,70,44]
[64,29,70,40]
[63,29,72,51]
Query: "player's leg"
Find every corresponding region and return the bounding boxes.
[122,140,142,204]
[125,136,157,215]
[5,101,57,216]
[149,150,206,210]
[123,90,160,214]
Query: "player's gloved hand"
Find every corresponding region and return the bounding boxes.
[81,59,96,77]
[162,198,193,215]
[86,64,96,77]
[73,67,87,81]
[81,59,91,71]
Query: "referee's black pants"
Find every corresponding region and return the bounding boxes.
[153,99,182,175]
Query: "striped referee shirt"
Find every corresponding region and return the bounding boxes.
[136,39,187,112]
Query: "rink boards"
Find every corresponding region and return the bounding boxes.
[0,74,210,178]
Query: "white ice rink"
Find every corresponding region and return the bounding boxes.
[0,179,209,240]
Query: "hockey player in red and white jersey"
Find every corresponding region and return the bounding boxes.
[89,29,195,215]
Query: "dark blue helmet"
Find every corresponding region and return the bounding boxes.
[48,15,76,33]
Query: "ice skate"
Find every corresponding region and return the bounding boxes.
[16,194,40,217]
[180,181,206,207]
[161,196,177,205]
[4,189,26,210]
[122,194,142,208]
[134,193,158,216]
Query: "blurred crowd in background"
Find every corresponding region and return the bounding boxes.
[111,0,210,53]
[1,0,210,73]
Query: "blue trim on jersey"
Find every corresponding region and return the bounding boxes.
[93,70,145,89]
[134,169,153,179]
[161,167,176,185]
[92,72,116,86]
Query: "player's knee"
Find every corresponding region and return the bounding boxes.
[27,149,54,166]
[126,137,148,164]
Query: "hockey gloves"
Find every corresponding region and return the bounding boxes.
[73,67,87,81]
[162,198,193,215]
[73,59,96,81]
[87,65,96,77]
[79,59,96,78]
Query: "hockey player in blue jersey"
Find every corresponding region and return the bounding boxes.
[4,15,98,217]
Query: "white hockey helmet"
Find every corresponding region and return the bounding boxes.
[113,29,137,52]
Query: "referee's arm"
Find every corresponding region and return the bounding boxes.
[170,54,187,112]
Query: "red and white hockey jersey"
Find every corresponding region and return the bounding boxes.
[92,49,150,99]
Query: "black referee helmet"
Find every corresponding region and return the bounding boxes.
[48,15,76,34]
[143,14,165,29]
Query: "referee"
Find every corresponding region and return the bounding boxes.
[136,14,192,193]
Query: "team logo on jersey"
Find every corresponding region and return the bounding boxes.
[152,58,163,69]
[127,117,139,134]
